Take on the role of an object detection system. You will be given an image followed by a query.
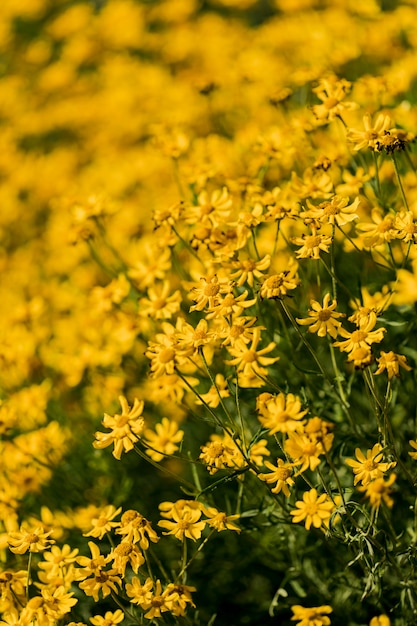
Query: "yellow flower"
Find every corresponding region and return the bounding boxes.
[358,474,396,509]
[158,507,206,541]
[284,431,325,473]
[256,392,308,434]
[116,510,159,549]
[143,417,184,462]
[409,440,417,460]
[303,195,360,227]
[138,281,182,320]
[189,275,228,312]
[311,75,356,122]
[369,616,391,626]
[347,113,392,151]
[93,396,145,460]
[38,544,79,577]
[346,443,396,486]
[225,327,279,381]
[228,255,271,287]
[126,578,175,619]
[258,458,295,496]
[290,489,336,530]
[195,373,230,408]
[90,610,125,626]
[259,268,300,299]
[199,435,239,474]
[296,294,344,339]
[291,604,333,626]
[333,318,385,353]
[356,208,396,248]
[374,351,412,379]
[292,226,333,260]
[203,507,241,532]
[8,526,55,554]
[110,540,145,576]
[184,187,232,227]
[164,583,196,617]
[83,505,122,539]
[393,210,417,244]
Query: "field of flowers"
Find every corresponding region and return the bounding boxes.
[1,0,417,625]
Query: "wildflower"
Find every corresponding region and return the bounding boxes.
[189,275,228,312]
[256,392,308,434]
[76,542,111,576]
[374,351,412,379]
[165,583,196,616]
[199,435,238,474]
[291,167,333,200]
[116,510,159,549]
[333,318,385,353]
[292,226,333,259]
[225,327,279,383]
[110,540,144,576]
[347,113,392,151]
[304,417,334,452]
[90,610,125,626]
[138,281,182,320]
[84,505,122,539]
[175,318,218,353]
[285,431,325,473]
[206,289,257,321]
[8,526,55,554]
[228,255,271,287]
[39,586,78,619]
[358,474,396,509]
[296,294,344,339]
[78,569,122,602]
[393,210,417,243]
[259,268,300,299]
[291,604,333,625]
[219,315,260,346]
[93,396,145,460]
[203,507,241,532]
[409,440,417,460]
[38,544,79,577]
[290,489,336,530]
[356,208,396,248]
[126,578,175,619]
[311,75,356,122]
[369,617,391,626]
[258,458,295,496]
[183,187,232,227]
[158,507,206,541]
[303,195,360,227]
[345,443,396,486]
[142,417,184,461]
[195,373,230,408]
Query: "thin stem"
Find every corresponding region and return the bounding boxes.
[391,153,409,211]
[330,223,337,300]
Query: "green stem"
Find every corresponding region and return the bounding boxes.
[391,152,409,211]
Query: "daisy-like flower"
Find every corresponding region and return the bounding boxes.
[110,540,144,576]
[291,604,333,626]
[228,255,271,287]
[93,396,145,460]
[409,440,417,460]
[292,226,333,260]
[259,267,300,299]
[347,113,392,151]
[219,315,260,346]
[8,526,55,554]
[303,195,360,227]
[345,443,396,486]
[127,578,175,620]
[203,507,241,532]
[83,505,122,539]
[393,210,417,244]
[347,346,373,369]
[143,417,184,462]
[256,392,308,434]
[290,489,336,530]
[138,281,182,320]
[165,583,196,617]
[158,507,206,541]
[175,318,218,354]
[90,610,125,626]
[296,294,345,339]
[189,275,229,312]
[199,435,239,474]
[333,318,386,354]
[369,616,391,626]
[38,544,79,577]
[183,187,232,228]
[195,373,230,408]
[356,208,396,248]
[311,75,356,122]
[116,510,159,549]
[358,474,396,509]
[225,327,279,379]
[207,288,256,320]
[39,586,78,620]
[258,458,295,496]
[374,351,412,379]
[284,432,325,473]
